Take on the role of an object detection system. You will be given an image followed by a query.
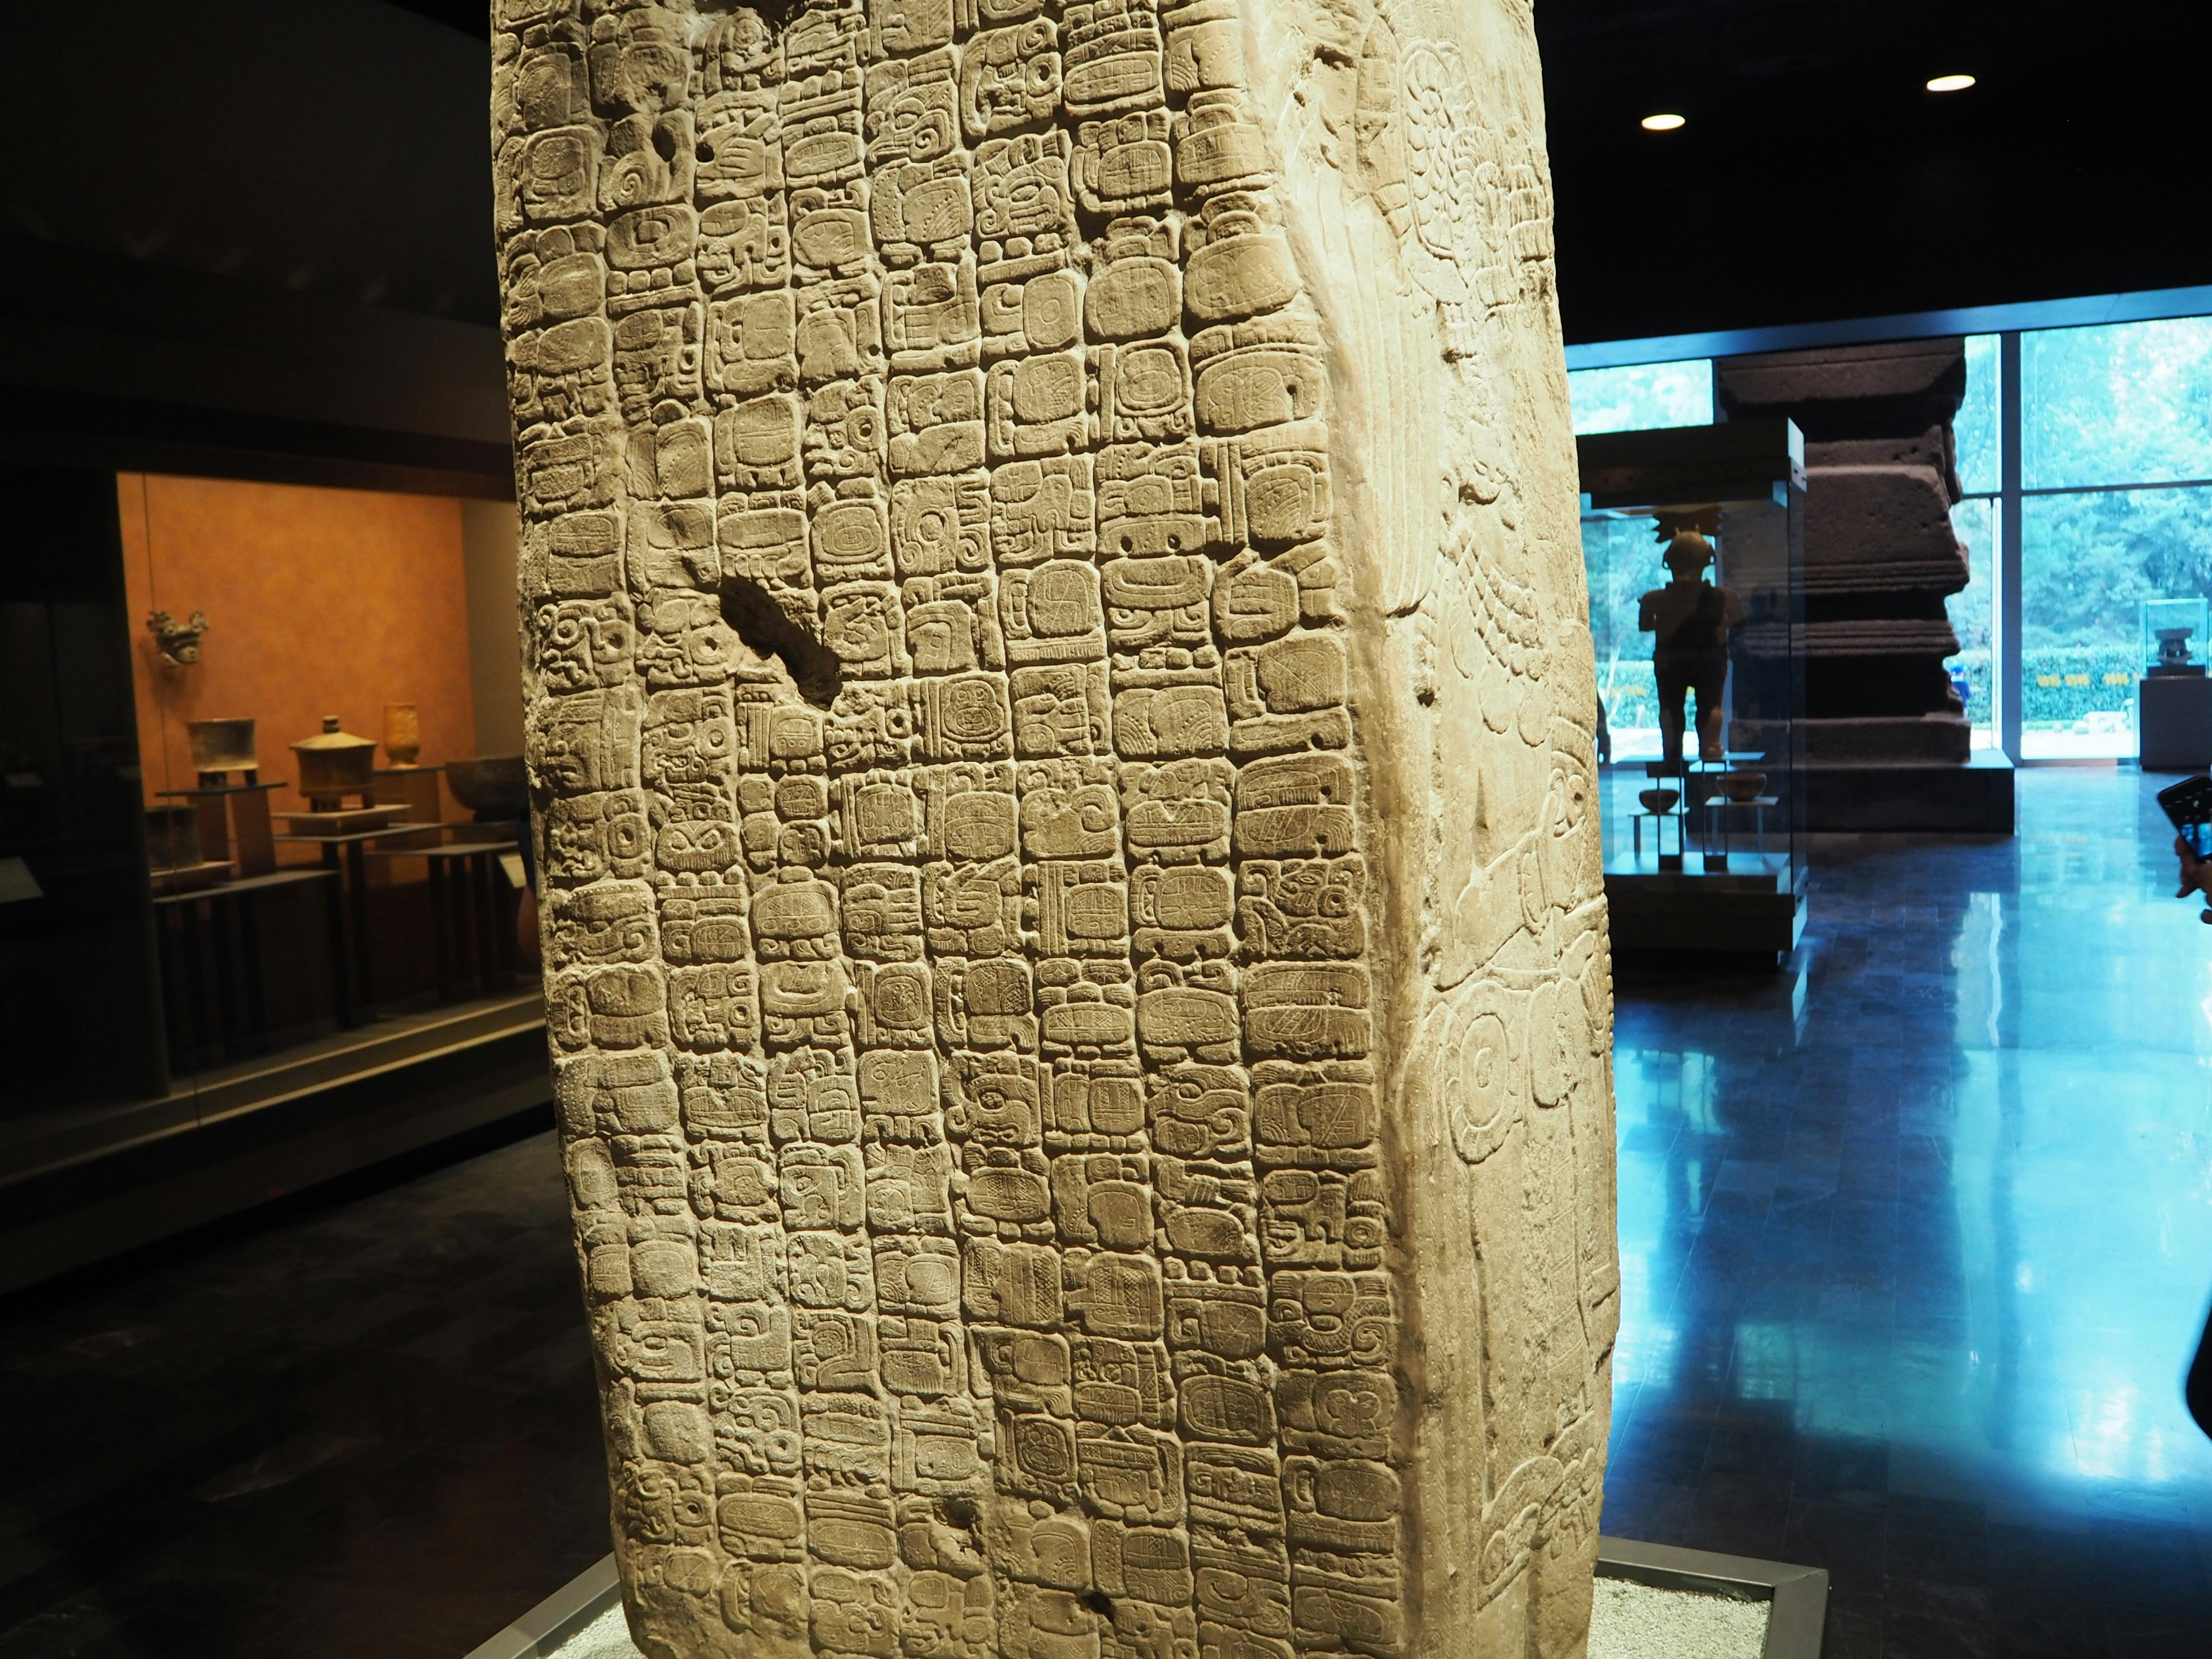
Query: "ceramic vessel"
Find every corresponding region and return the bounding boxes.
[383,703,422,767]
[444,755,528,820]
[144,805,203,871]
[185,717,257,777]
[1717,770,1767,802]
[292,715,377,806]
[1639,787,1681,814]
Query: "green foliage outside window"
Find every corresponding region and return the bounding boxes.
[2023,320,2212,491]
[2022,487,2212,649]
[2018,647,2143,726]
[1581,515,1667,737]
[1956,334,2001,497]
[1566,359,1713,436]
[1951,324,2212,747]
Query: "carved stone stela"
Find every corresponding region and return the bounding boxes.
[491,2,1617,1655]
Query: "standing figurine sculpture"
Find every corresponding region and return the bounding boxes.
[493,3,1619,1656]
[1638,525,1747,764]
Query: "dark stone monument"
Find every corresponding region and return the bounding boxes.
[1717,342,2013,832]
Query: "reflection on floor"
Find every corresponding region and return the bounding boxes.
[0,1126,605,1659]
[1608,766,2212,1657]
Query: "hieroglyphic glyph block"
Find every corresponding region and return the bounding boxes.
[495,2,1615,1654]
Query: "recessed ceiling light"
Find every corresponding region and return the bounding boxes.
[1641,113,1685,131]
[1926,73,1976,92]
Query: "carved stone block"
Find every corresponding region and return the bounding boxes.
[497,1,1613,1653]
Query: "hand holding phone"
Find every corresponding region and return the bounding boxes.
[2157,775,2212,917]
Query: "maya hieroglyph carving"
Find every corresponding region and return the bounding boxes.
[493,1,1618,1654]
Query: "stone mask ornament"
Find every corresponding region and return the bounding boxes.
[145,608,210,666]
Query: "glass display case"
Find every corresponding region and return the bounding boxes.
[2138,596,2212,770]
[1,465,542,1286]
[2142,597,2210,677]
[1577,419,1807,956]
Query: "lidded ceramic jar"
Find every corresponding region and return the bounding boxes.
[292,715,377,806]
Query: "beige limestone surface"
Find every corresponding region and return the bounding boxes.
[1585,1580,1768,1659]
[491,1,1618,1656]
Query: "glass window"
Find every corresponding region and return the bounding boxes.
[1948,497,1995,748]
[1584,514,1665,759]
[1956,334,2001,496]
[1,470,169,1111]
[1567,359,1713,435]
[2022,318,2212,491]
[2019,486,2212,757]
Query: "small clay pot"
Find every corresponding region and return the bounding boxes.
[1638,788,1680,814]
[145,805,203,871]
[1717,770,1767,802]
[185,717,257,777]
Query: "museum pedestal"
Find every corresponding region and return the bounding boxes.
[1605,863,1806,956]
[1804,749,2016,832]
[2139,675,2212,772]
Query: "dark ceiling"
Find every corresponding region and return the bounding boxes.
[6,1,2207,350]
[3,0,497,324]
[1536,0,2212,340]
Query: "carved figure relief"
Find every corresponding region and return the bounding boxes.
[495,1,1613,1655]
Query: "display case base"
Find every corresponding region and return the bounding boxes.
[0,991,548,1295]
[2139,674,2212,771]
[1803,749,2014,832]
[1605,865,1806,957]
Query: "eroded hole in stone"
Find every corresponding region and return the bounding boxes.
[722,574,842,708]
[1080,1590,1115,1622]
[729,0,809,36]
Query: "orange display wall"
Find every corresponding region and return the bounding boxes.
[118,474,479,810]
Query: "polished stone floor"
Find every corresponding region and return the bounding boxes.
[1606,765,2212,1657]
[0,1124,608,1658]
[3,768,2211,1656]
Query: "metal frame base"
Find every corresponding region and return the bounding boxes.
[463,1556,619,1659]
[474,1543,1827,1659]
[1598,1535,1829,1658]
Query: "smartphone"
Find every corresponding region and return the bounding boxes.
[2156,775,2212,856]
